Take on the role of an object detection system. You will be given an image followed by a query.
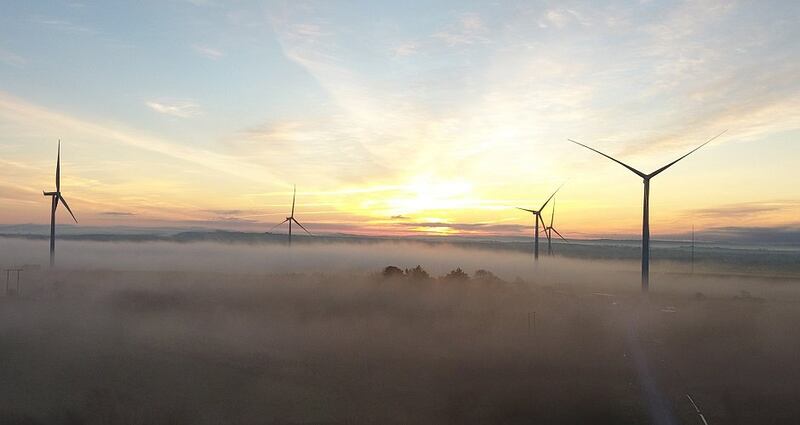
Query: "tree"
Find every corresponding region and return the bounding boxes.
[381,266,404,279]
[443,267,469,282]
[473,269,502,284]
[405,265,431,281]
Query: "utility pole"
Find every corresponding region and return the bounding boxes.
[691,225,695,274]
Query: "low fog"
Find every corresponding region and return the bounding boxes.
[1,238,799,424]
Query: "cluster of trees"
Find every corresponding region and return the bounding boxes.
[380,265,508,285]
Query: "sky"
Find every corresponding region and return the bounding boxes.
[0,0,798,240]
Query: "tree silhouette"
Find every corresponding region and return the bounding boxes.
[405,265,431,281]
[443,267,469,282]
[473,269,502,284]
[381,266,404,279]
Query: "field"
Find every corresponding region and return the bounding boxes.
[1,239,799,424]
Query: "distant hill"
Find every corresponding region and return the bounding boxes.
[1,225,799,277]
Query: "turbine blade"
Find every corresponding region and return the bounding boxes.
[538,214,548,233]
[56,140,61,191]
[267,219,289,233]
[291,185,296,218]
[516,207,536,214]
[552,228,568,243]
[648,130,727,178]
[58,194,77,223]
[292,218,312,236]
[568,139,647,178]
[538,184,563,211]
[549,198,555,227]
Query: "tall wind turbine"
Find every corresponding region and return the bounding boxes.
[267,185,311,245]
[544,198,568,255]
[569,131,726,292]
[43,140,78,267]
[517,185,561,260]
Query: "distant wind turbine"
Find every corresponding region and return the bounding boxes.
[267,185,311,245]
[42,140,78,267]
[569,130,726,292]
[544,198,568,255]
[517,185,562,260]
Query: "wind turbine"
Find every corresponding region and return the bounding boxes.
[43,140,78,267]
[544,198,568,255]
[517,185,561,260]
[267,185,311,245]
[569,130,726,292]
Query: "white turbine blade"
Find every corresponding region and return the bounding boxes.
[648,130,727,178]
[552,228,568,243]
[56,140,61,191]
[516,207,536,214]
[569,139,647,178]
[291,185,296,218]
[267,218,289,233]
[538,184,563,211]
[292,218,312,236]
[58,194,77,223]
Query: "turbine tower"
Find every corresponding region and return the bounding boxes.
[517,185,561,260]
[43,140,78,267]
[544,198,568,255]
[268,185,311,245]
[569,130,726,292]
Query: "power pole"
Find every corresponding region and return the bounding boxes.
[691,225,695,274]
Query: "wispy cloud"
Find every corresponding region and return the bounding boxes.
[391,42,417,57]
[0,91,275,184]
[538,9,589,29]
[30,16,95,34]
[192,44,224,60]
[432,12,490,46]
[0,47,26,67]
[146,99,201,118]
[686,201,800,220]
[100,211,136,216]
[396,220,528,235]
[700,226,800,244]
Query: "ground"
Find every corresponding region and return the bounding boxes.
[1,268,798,424]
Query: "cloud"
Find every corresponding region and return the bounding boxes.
[538,8,590,29]
[390,215,410,220]
[0,91,276,184]
[398,221,528,235]
[30,16,95,34]
[391,42,417,57]
[0,47,26,67]
[146,100,201,118]
[100,211,136,216]
[192,44,224,60]
[685,201,800,220]
[432,12,489,46]
[700,226,800,245]
[203,209,246,216]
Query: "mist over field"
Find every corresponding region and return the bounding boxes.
[1,239,800,424]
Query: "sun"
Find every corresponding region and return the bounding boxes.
[385,177,474,216]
